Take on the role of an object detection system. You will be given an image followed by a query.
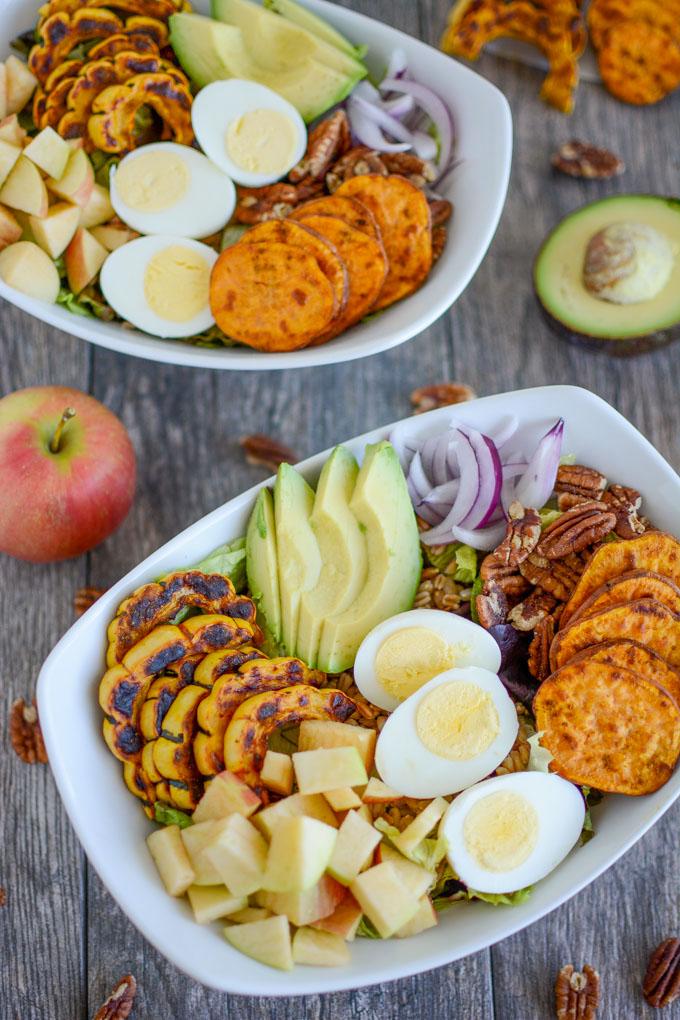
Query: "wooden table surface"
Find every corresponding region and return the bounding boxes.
[2,2,680,1017]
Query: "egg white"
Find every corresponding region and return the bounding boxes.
[191,79,307,187]
[354,609,503,712]
[99,235,218,338]
[441,772,585,894]
[374,667,518,798]
[109,142,236,239]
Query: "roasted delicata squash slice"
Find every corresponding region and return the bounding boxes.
[123,758,157,814]
[123,16,170,48]
[88,71,194,153]
[179,613,262,654]
[139,673,188,742]
[43,75,80,128]
[39,0,183,24]
[224,685,355,791]
[153,684,209,811]
[106,570,255,666]
[29,9,124,84]
[194,658,325,777]
[192,645,264,689]
[88,31,160,60]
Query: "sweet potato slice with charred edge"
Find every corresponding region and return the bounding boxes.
[194,657,324,777]
[567,639,680,705]
[561,532,680,627]
[241,219,348,318]
[294,214,388,344]
[106,570,256,666]
[568,570,680,624]
[224,685,355,792]
[551,599,680,672]
[534,661,680,795]
[336,174,432,311]
[153,684,209,811]
[210,241,337,351]
[290,194,380,240]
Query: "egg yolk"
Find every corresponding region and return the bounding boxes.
[375,627,464,701]
[226,108,298,175]
[415,681,499,760]
[463,791,538,872]
[143,245,210,323]
[115,151,190,212]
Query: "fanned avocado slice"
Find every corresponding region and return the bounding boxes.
[263,0,366,59]
[534,195,680,356]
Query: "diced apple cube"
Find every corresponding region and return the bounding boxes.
[324,787,362,812]
[327,810,382,887]
[253,792,337,839]
[376,843,433,899]
[395,896,438,938]
[392,798,448,857]
[311,893,363,941]
[260,750,293,796]
[5,56,38,116]
[30,201,80,259]
[355,804,373,825]
[362,777,405,803]
[263,815,337,893]
[91,220,138,251]
[350,863,420,938]
[192,770,261,823]
[46,148,94,208]
[293,747,367,795]
[186,885,247,924]
[204,813,268,897]
[79,182,114,229]
[228,906,272,924]
[0,241,59,303]
[181,818,229,886]
[0,150,38,207]
[23,127,70,180]
[255,874,345,926]
[292,927,350,966]
[298,719,376,772]
[146,824,195,897]
[64,227,107,294]
[0,114,26,147]
[224,914,293,971]
[0,66,7,122]
[0,204,21,250]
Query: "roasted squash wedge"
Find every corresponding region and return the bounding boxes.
[153,684,209,811]
[192,644,264,688]
[123,16,170,48]
[194,658,324,777]
[29,9,124,84]
[39,0,183,24]
[139,672,187,742]
[88,31,160,60]
[123,759,157,814]
[88,71,193,153]
[224,685,355,791]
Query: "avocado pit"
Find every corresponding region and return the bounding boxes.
[583,222,673,305]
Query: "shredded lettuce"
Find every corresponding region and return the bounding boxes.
[57,286,114,320]
[424,541,477,583]
[374,817,447,871]
[469,886,533,907]
[154,802,193,828]
[579,786,603,847]
[527,731,553,773]
[559,453,576,466]
[539,507,562,529]
[193,536,247,592]
[356,916,382,939]
[470,575,484,623]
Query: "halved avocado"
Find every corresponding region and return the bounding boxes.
[534,195,680,356]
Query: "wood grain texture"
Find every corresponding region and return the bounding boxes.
[2,0,680,1016]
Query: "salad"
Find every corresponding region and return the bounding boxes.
[96,412,680,972]
[0,0,455,351]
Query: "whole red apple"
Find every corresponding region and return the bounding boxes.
[0,385,136,562]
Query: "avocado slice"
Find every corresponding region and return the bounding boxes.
[296,447,368,669]
[317,442,422,675]
[534,195,680,356]
[246,487,282,646]
[263,0,366,59]
[274,463,322,656]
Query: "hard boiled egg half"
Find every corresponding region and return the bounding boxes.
[374,667,518,798]
[100,235,218,338]
[353,609,502,713]
[441,772,585,894]
[191,80,307,187]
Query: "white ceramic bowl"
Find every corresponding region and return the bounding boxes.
[0,0,511,370]
[37,386,680,995]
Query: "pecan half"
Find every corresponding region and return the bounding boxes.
[557,491,589,511]
[508,590,558,631]
[429,198,453,227]
[552,139,624,179]
[432,225,447,264]
[94,974,137,1020]
[381,151,437,187]
[74,586,106,617]
[289,109,350,183]
[495,573,532,603]
[555,464,608,500]
[475,579,508,629]
[555,964,600,1019]
[0,887,5,907]
[520,553,581,601]
[9,699,47,764]
[235,183,299,224]
[481,504,541,575]
[536,501,616,560]
[326,147,387,192]
[528,614,555,681]
[602,484,645,539]
[643,938,680,1008]
[240,434,298,473]
[410,381,475,414]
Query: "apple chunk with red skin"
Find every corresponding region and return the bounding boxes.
[0,386,136,562]
[65,227,108,294]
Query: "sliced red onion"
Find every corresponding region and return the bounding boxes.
[418,478,460,525]
[419,430,459,487]
[385,47,408,80]
[411,130,438,162]
[407,451,432,502]
[380,77,453,175]
[350,94,416,145]
[420,432,479,545]
[347,100,411,153]
[458,428,502,529]
[501,460,527,479]
[513,419,564,510]
[353,80,381,103]
[389,421,418,471]
[381,94,415,119]
[450,520,508,551]
[489,415,519,450]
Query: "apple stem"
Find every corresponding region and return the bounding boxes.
[49,407,77,454]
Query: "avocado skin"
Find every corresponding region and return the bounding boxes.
[536,296,680,357]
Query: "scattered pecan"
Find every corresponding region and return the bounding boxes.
[557,491,588,511]
[555,964,600,1019]
[410,381,476,414]
[602,483,645,539]
[94,974,137,1020]
[326,147,387,192]
[0,887,5,907]
[528,613,555,681]
[520,553,581,601]
[643,938,680,1008]
[235,183,299,224]
[494,573,533,602]
[74,586,106,617]
[536,501,616,560]
[9,699,47,765]
[289,109,351,183]
[240,434,298,473]
[429,198,453,227]
[380,151,437,187]
[475,579,508,630]
[432,225,447,264]
[552,139,624,180]
[508,590,558,631]
[555,464,608,500]
[293,179,326,202]
[481,504,542,576]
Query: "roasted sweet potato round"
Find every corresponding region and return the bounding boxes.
[290,194,380,239]
[551,598,680,671]
[569,569,680,623]
[567,638,680,704]
[534,660,680,794]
